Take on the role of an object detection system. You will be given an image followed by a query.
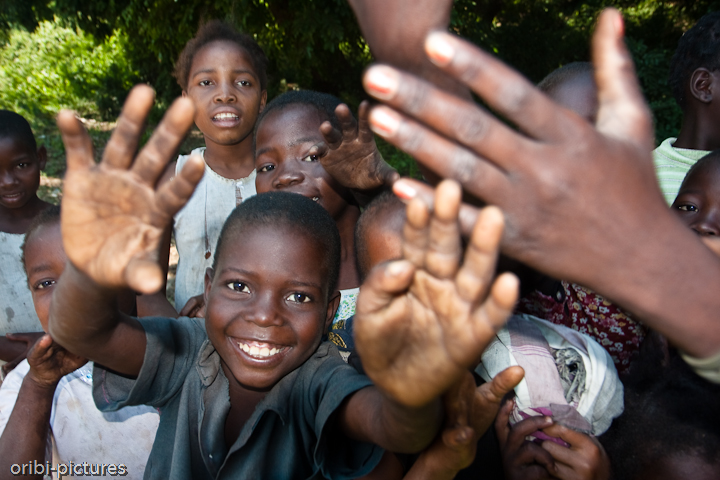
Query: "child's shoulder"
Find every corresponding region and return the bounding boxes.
[176,147,206,173]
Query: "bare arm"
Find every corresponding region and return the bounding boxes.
[362,9,720,359]
[49,86,204,374]
[0,335,85,480]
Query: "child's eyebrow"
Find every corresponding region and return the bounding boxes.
[28,264,54,276]
[191,68,258,79]
[222,267,323,290]
[254,138,321,159]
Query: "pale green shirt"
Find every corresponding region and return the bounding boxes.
[653,138,709,205]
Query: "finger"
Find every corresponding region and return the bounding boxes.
[541,439,578,467]
[131,97,196,186]
[368,105,509,199]
[507,416,554,453]
[334,103,359,143]
[469,273,519,344]
[425,179,462,278]
[57,110,95,171]
[125,256,164,295]
[495,399,514,445]
[515,443,557,477]
[153,154,205,226]
[444,370,476,428]
[421,33,572,142]
[179,297,201,317]
[541,424,590,453]
[356,101,375,143]
[455,206,504,303]
[441,425,474,450]
[477,366,525,408]
[592,8,653,147]
[356,260,415,317]
[319,121,343,149]
[393,178,480,237]
[29,334,54,359]
[102,85,155,170]
[402,197,430,267]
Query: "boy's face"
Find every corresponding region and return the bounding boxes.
[548,74,598,124]
[361,206,405,279]
[183,40,267,147]
[254,105,353,219]
[24,222,66,331]
[672,161,720,236]
[0,136,45,210]
[204,223,335,391]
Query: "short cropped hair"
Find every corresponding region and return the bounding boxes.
[21,205,61,270]
[537,62,594,94]
[669,12,720,110]
[253,90,343,150]
[213,191,341,296]
[0,110,37,152]
[173,20,268,91]
[354,190,405,281]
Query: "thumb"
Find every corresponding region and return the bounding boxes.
[593,8,653,149]
[356,260,415,316]
[125,257,164,295]
[479,366,524,406]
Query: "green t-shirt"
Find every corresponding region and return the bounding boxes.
[92,317,382,479]
[653,137,709,205]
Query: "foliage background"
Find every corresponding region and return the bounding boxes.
[3,0,720,176]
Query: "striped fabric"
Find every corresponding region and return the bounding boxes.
[653,137,709,205]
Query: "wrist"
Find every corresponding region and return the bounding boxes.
[25,371,60,393]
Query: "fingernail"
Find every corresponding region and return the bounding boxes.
[393,180,417,200]
[369,108,400,136]
[426,32,455,66]
[365,66,399,100]
[387,261,407,276]
[614,12,625,36]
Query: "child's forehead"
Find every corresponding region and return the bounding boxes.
[190,40,258,76]
[256,106,326,149]
[24,222,65,268]
[0,135,35,161]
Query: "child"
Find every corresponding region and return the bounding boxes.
[254,90,382,325]
[0,110,50,373]
[538,61,598,124]
[0,206,159,479]
[50,89,519,478]
[654,12,720,204]
[143,20,269,316]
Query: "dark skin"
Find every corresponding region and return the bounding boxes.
[49,88,517,462]
[255,105,361,291]
[0,221,85,479]
[673,68,720,151]
[359,9,720,359]
[138,40,268,318]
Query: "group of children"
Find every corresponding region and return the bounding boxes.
[0,5,719,480]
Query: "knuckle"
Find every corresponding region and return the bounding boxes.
[450,113,488,147]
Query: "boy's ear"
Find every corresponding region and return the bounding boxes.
[690,68,714,103]
[259,90,268,113]
[324,290,341,332]
[36,145,47,170]
[204,267,214,305]
[182,90,188,98]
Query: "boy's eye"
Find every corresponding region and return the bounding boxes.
[17,162,30,169]
[286,293,311,303]
[227,282,250,293]
[677,204,698,212]
[35,279,56,290]
[258,164,275,173]
[301,154,319,162]
[199,80,213,86]
[237,80,251,87]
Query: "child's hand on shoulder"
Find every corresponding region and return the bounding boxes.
[57,86,205,294]
[26,334,86,389]
[539,424,612,480]
[354,179,519,408]
[319,101,398,191]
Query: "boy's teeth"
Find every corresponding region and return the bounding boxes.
[214,113,239,120]
[238,342,283,358]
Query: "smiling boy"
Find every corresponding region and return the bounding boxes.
[48,86,518,479]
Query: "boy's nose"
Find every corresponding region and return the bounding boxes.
[273,163,305,189]
[0,170,18,188]
[692,214,720,236]
[214,83,237,103]
[247,293,283,327]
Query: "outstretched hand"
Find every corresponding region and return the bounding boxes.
[361,8,720,358]
[26,334,86,389]
[319,101,398,191]
[57,86,205,294]
[354,180,519,408]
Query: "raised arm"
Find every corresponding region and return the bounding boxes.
[341,180,518,452]
[49,86,204,376]
[361,9,720,359]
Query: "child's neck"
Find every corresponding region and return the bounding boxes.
[674,110,720,151]
[0,196,51,234]
[222,362,269,451]
[335,205,362,291]
[203,136,255,180]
